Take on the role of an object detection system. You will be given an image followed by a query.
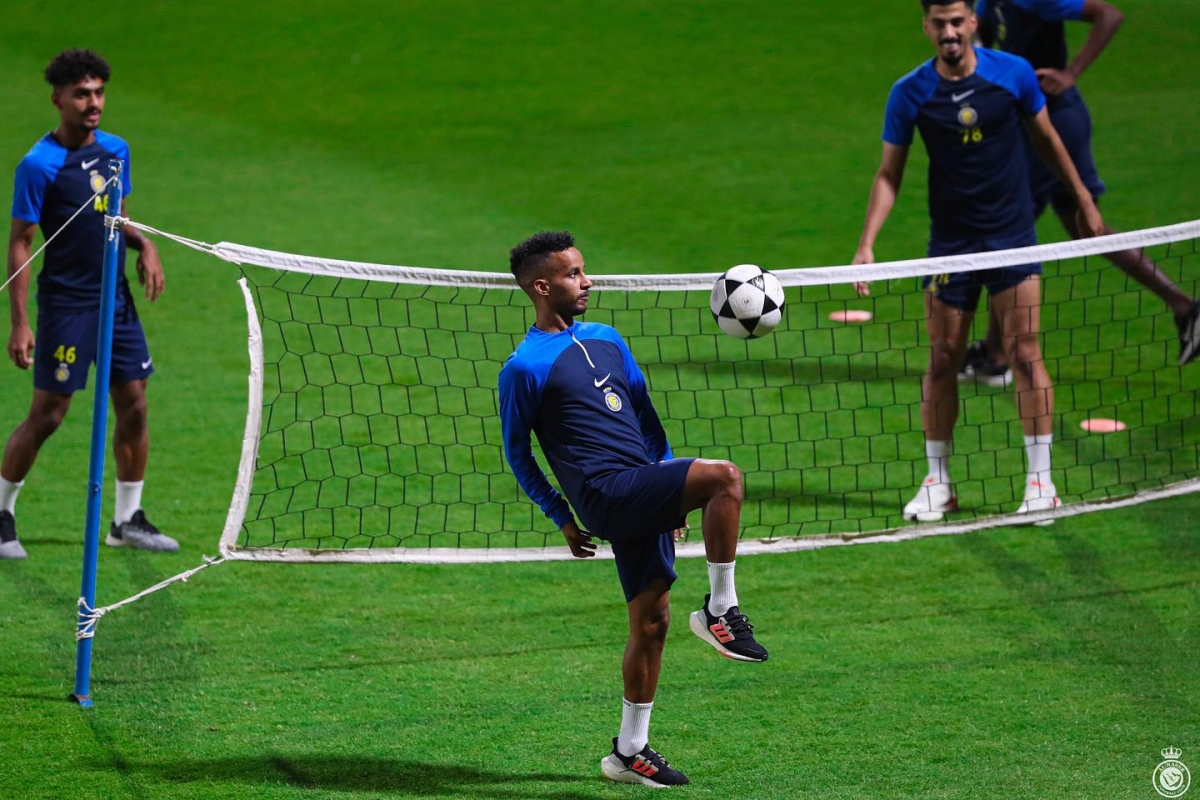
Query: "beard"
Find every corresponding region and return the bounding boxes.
[940,38,964,66]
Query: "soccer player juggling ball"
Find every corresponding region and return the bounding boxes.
[498,231,767,788]
[851,1,1104,523]
[1,49,178,559]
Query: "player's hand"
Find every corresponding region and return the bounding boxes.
[852,248,873,296]
[1035,68,1075,97]
[1075,200,1105,239]
[137,244,165,302]
[7,323,34,370]
[672,524,689,543]
[561,521,597,559]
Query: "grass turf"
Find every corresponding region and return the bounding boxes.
[1,1,1198,797]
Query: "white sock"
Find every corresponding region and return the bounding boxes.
[617,699,653,757]
[926,440,952,485]
[114,480,144,525]
[707,561,738,616]
[0,477,23,515]
[1024,434,1053,486]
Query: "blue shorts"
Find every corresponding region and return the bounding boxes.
[33,300,154,395]
[575,458,694,603]
[1024,89,1106,218]
[923,230,1042,312]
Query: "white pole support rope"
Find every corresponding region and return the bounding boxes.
[1,176,118,295]
[75,556,227,640]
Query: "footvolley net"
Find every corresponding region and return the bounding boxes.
[141,220,1200,562]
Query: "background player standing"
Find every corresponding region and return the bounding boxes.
[499,231,767,788]
[852,0,1104,522]
[1,49,178,559]
[966,0,1200,371]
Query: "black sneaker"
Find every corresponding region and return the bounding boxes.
[1177,301,1200,366]
[106,510,180,552]
[957,340,986,382]
[689,594,769,662]
[957,340,1011,388]
[600,737,690,788]
[0,510,27,560]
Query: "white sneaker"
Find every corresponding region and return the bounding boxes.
[903,477,958,522]
[1015,479,1061,526]
[105,510,179,552]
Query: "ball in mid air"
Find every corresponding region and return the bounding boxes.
[709,264,785,339]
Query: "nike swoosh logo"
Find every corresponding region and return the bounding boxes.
[951,89,975,102]
[141,359,153,369]
[81,158,100,170]
[594,373,611,388]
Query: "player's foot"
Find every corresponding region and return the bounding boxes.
[903,476,958,522]
[957,341,1011,388]
[106,510,179,552]
[689,594,769,662]
[1015,479,1061,526]
[1176,301,1200,366]
[600,737,690,788]
[0,510,28,560]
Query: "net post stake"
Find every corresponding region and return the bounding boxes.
[71,159,125,708]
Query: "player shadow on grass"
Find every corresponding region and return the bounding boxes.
[130,755,603,798]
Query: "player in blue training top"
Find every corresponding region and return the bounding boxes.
[852,0,1105,524]
[498,231,767,788]
[962,0,1200,372]
[0,50,178,560]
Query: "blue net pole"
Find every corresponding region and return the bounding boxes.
[71,160,125,708]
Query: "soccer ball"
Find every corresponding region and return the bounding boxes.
[709,264,785,339]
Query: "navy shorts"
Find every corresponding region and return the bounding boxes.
[575,458,694,603]
[923,229,1041,312]
[33,300,154,394]
[1024,89,1106,218]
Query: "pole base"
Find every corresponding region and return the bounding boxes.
[69,693,93,708]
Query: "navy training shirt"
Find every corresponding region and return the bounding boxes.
[977,0,1084,72]
[498,321,673,530]
[977,0,1088,112]
[883,48,1046,242]
[11,130,133,309]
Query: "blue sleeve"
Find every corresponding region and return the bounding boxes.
[1014,58,1046,116]
[618,335,673,462]
[882,80,918,146]
[11,156,50,224]
[976,0,992,23]
[498,359,574,529]
[1013,0,1085,21]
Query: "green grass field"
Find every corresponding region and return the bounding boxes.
[1,2,1198,798]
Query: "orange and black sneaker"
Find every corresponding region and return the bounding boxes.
[689,593,769,662]
[600,737,690,788]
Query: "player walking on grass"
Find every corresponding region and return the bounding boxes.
[963,0,1200,373]
[499,231,767,788]
[852,0,1105,523]
[1,49,177,559]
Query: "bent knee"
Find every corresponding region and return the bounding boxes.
[927,345,960,379]
[27,400,70,438]
[115,395,149,430]
[635,608,671,643]
[1010,336,1043,369]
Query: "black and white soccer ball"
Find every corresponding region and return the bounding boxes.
[709,264,785,339]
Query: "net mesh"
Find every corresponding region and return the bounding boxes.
[201,223,1200,561]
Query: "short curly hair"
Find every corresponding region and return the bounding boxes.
[44,49,111,89]
[509,231,576,286]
